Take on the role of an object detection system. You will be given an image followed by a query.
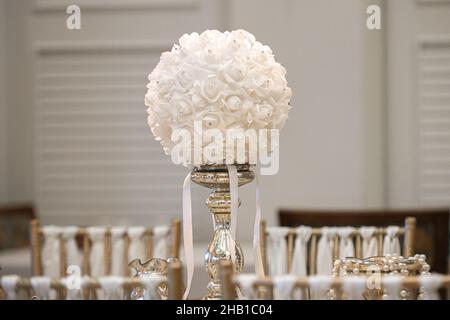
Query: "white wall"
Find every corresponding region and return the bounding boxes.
[233,0,387,233]
[26,0,227,238]
[3,0,34,204]
[387,0,450,207]
[1,0,387,240]
[0,0,8,203]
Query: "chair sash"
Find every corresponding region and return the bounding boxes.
[291,226,312,277]
[338,227,355,259]
[62,276,83,300]
[110,227,126,276]
[141,274,165,300]
[30,276,52,300]
[42,226,61,277]
[273,275,297,300]
[316,227,337,275]
[236,274,258,300]
[419,274,443,300]
[383,226,401,255]
[128,226,146,262]
[359,226,378,257]
[382,275,403,300]
[87,227,107,277]
[153,225,170,259]
[342,276,366,300]
[1,275,19,300]
[61,226,81,270]
[308,275,333,300]
[266,227,289,275]
[99,276,125,300]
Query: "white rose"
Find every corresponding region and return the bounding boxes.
[199,76,222,103]
[175,98,193,116]
[252,75,273,98]
[222,60,246,84]
[179,32,200,51]
[223,95,243,113]
[144,91,158,106]
[229,29,255,50]
[203,113,221,129]
[156,74,176,94]
[255,104,273,121]
[176,67,195,90]
[191,93,207,109]
[159,51,177,66]
[195,110,224,130]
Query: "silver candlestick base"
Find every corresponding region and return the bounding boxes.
[191,164,254,300]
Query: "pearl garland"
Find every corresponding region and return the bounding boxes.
[332,254,431,277]
[332,254,432,300]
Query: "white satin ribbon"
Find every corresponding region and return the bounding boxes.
[419,274,443,300]
[382,275,403,300]
[383,226,401,255]
[227,165,238,274]
[30,276,52,300]
[308,275,333,300]
[228,165,238,240]
[111,227,126,276]
[338,227,355,259]
[181,165,263,299]
[253,168,264,277]
[316,227,337,275]
[61,226,81,270]
[342,276,366,300]
[80,276,94,298]
[41,226,61,277]
[153,225,170,258]
[182,171,194,300]
[236,274,257,299]
[291,226,312,276]
[87,226,106,277]
[359,226,378,257]
[141,274,165,300]
[1,275,19,300]
[99,276,125,300]
[273,275,297,300]
[127,226,146,262]
[266,226,289,275]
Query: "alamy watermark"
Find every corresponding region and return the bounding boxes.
[366,4,381,30]
[65,265,82,290]
[170,122,280,175]
[66,5,81,30]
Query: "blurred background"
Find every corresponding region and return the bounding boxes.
[0,0,449,293]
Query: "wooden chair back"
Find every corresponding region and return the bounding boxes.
[30,218,181,277]
[220,261,450,300]
[0,204,34,250]
[0,260,184,300]
[279,208,449,274]
[260,217,417,275]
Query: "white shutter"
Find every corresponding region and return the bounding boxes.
[418,38,450,205]
[35,42,193,224]
[31,0,223,227]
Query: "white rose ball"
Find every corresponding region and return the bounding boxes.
[145,29,292,164]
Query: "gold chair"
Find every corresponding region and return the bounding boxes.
[280,208,449,274]
[260,217,416,275]
[220,261,450,300]
[0,260,184,300]
[30,218,181,277]
[0,204,34,250]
